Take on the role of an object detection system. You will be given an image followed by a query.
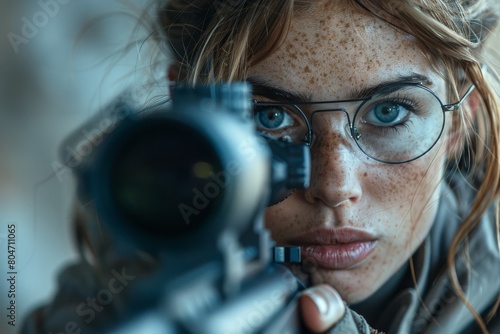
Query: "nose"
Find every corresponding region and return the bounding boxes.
[304,114,363,208]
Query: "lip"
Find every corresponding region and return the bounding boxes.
[286,228,378,270]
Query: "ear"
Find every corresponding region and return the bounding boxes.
[168,63,180,82]
[166,63,179,96]
[446,88,480,157]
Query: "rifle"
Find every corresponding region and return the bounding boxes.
[65,82,311,333]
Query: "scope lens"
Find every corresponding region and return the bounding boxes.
[109,120,224,236]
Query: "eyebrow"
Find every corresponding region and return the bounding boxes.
[248,78,313,102]
[248,74,434,103]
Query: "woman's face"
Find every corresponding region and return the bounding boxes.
[249,1,451,303]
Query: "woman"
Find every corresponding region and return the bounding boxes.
[159,0,500,332]
[22,0,500,333]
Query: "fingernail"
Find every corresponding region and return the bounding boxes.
[304,286,331,315]
[304,285,345,321]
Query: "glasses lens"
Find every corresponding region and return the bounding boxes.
[253,104,308,142]
[353,85,445,163]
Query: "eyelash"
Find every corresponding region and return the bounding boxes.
[386,95,420,112]
[362,96,420,133]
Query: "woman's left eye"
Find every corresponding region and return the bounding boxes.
[362,101,412,126]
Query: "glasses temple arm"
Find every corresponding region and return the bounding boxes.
[443,64,488,112]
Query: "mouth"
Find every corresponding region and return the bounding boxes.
[285,227,378,270]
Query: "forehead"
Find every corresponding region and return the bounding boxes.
[250,0,443,100]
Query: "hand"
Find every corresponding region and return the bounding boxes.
[299,284,346,333]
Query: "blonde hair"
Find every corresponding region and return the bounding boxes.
[159,0,500,332]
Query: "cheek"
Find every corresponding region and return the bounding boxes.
[264,198,304,236]
[372,145,446,230]
[370,122,450,216]
[366,143,446,278]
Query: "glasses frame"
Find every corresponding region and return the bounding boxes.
[253,82,476,164]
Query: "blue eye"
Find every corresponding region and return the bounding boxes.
[253,104,308,142]
[254,106,294,130]
[373,103,402,123]
[362,101,412,127]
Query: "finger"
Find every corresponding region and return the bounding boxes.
[299,284,345,333]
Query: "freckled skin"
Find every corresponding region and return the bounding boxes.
[249,1,451,303]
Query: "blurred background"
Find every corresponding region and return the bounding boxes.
[0,1,167,333]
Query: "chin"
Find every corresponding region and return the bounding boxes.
[308,267,389,304]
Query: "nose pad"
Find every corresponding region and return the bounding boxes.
[344,122,353,139]
[345,122,362,141]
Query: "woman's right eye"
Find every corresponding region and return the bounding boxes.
[254,106,294,131]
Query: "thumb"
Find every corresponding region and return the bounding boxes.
[299,284,346,333]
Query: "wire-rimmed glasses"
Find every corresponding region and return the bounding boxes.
[253,82,475,164]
